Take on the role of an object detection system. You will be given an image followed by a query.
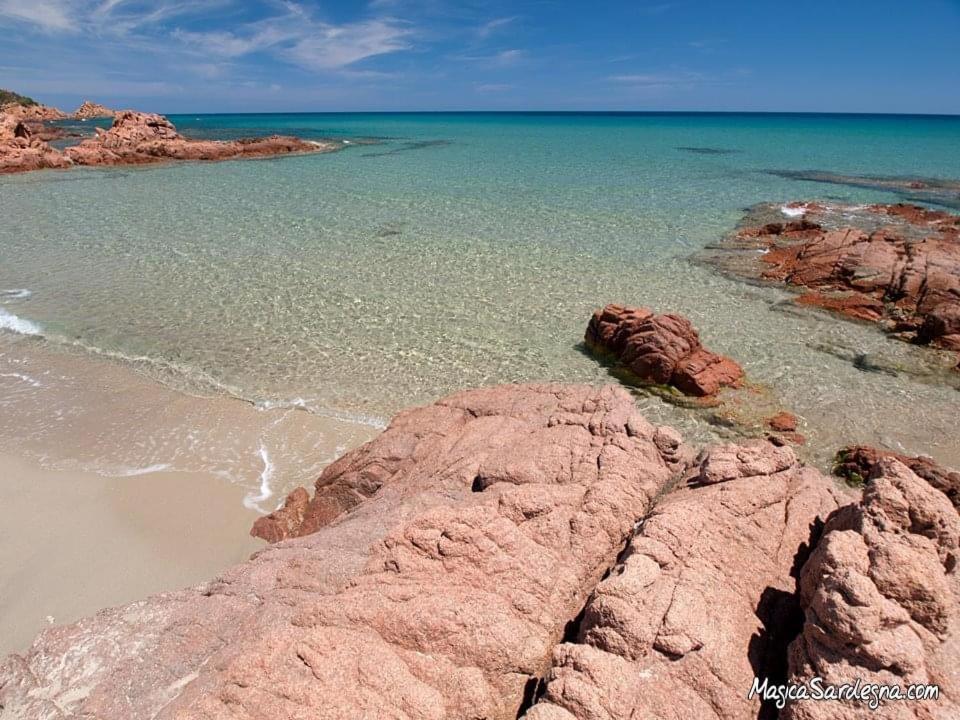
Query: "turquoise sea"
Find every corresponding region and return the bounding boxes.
[2,112,960,474]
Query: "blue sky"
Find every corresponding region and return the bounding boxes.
[1,0,958,113]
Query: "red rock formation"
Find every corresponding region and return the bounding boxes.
[0,101,67,122]
[521,441,847,719]
[585,303,744,397]
[782,457,960,718]
[767,411,799,432]
[725,204,960,358]
[64,110,339,167]
[73,100,116,119]
[835,444,960,507]
[0,114,71,173]
[0,384,692,720]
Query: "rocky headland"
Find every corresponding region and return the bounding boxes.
[3,383,958,718]
[1,101,341,174]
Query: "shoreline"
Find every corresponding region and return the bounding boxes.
[0,334,380,657]
[0,451,264,657]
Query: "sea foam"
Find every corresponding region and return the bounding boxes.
[0,308,42,336]
[780,205,807,218]
[1,289,32,300]
[243,443,275,513]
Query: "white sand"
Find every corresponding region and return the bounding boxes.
[0,453,264,657]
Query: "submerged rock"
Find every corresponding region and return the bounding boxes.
[585,304,744,398]
[0,384,690,719]
[783,457,960,718]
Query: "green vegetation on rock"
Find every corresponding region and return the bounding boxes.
[0,89,38,107]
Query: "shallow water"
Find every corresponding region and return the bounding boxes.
[1,112,959,480]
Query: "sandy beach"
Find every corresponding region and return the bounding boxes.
[0,453,263,656]
[0,335,379,657]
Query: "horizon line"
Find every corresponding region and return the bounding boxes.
[145,109,960,118]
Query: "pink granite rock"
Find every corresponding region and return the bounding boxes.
[0,113,71,173]
[585,304,744,398]
[0,384,690,720]
[782,457,960,719]
[64,110,339,167]
[521,440,848,720]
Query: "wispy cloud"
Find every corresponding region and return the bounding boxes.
[1,1,413,72]
[174,9,411,71]
[610,70,702,88]
[456,48,525,68]
[0,0,73,31]
[474,82,513,93]
[477,16,516,38]
[285,19,412,70]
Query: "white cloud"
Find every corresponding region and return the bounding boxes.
[0,0,73,31]
[0,1,413,73]
[285,19,412,70]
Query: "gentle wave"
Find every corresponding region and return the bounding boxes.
[253,396,387,429]
[1,289,32,300]
[0,308,387,435]
[0,308,43,336]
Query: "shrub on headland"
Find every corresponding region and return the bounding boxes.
[0,89,38,107]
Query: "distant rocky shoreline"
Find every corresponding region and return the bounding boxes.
[0,92,341,174]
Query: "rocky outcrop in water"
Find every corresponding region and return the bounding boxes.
[1,108,339,173]
[72,100,116,119]
[704,203,960,368]
[64,110,338,167]
[782,457,960,718]
[585,304,745,398]
[0,384,692,719]
[0,113,71,173]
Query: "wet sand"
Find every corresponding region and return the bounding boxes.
[0,336,379,658]
[0,453,263,657]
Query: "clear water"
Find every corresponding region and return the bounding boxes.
[2,112,959,470]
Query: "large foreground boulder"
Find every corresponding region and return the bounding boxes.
[520,441,847,720]
[0,384,690,720]
[783,457,960,718]
[585,304,744,398]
